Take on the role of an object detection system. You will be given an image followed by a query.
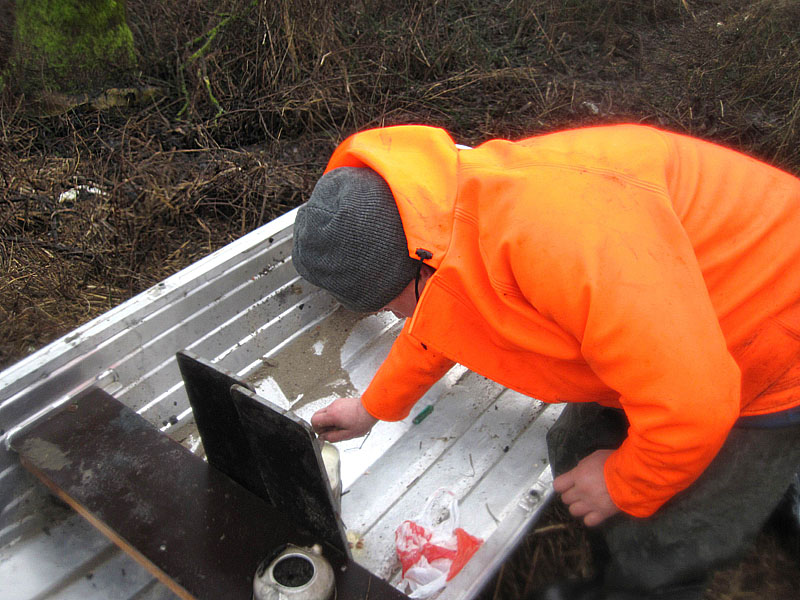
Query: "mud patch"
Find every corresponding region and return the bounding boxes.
[19,438,72,471]
[249,308,364,410]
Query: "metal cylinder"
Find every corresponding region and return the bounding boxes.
[253,544,335,600]
[320,441,342,509]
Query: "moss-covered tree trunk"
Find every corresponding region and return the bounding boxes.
[12,0,135,93]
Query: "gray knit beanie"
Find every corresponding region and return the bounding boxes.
[292,167,418,313]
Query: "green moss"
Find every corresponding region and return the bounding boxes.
[13,0,135,92]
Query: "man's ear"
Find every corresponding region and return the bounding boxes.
[419,263,436,283]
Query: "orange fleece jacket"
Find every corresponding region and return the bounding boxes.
[324,124,800,517]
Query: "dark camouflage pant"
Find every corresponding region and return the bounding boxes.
[546,403,800,596]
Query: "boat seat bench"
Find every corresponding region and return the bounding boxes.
[10,386,404,600]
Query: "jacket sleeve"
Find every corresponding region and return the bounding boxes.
[360,320,456,421]
[510,174,741,518]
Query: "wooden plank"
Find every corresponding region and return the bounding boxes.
[10,388,404,600]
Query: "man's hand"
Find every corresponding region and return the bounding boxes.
[553,449,620,527]
[311,397,378,443]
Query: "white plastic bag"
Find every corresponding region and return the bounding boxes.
[395,489,483,598]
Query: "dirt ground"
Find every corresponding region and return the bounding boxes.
[1,1,799,598]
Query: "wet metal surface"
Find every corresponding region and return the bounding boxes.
[0,211,558,599]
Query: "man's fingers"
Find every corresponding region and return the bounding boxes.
[311,409,335,430]
[554,451,619,528]
[566,500,590,519]
[552,473,574,493]
[560,487,581,506]
[311,398,373,443]
[311,419,332,433]
[311,408,328,429]
[319,422,372,443]
[320,428,352,443]
[583,512,605,528]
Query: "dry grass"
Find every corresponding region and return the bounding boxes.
[479,502,597,599]
[1,0,799,597]
[479,501,800,600]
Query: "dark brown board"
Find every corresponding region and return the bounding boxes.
[10,387,406,600]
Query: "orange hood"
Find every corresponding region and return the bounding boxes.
[326,126,460,269]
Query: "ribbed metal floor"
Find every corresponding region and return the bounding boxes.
[0,209,558,600]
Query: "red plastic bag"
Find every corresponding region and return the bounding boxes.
[395,489,483,598]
